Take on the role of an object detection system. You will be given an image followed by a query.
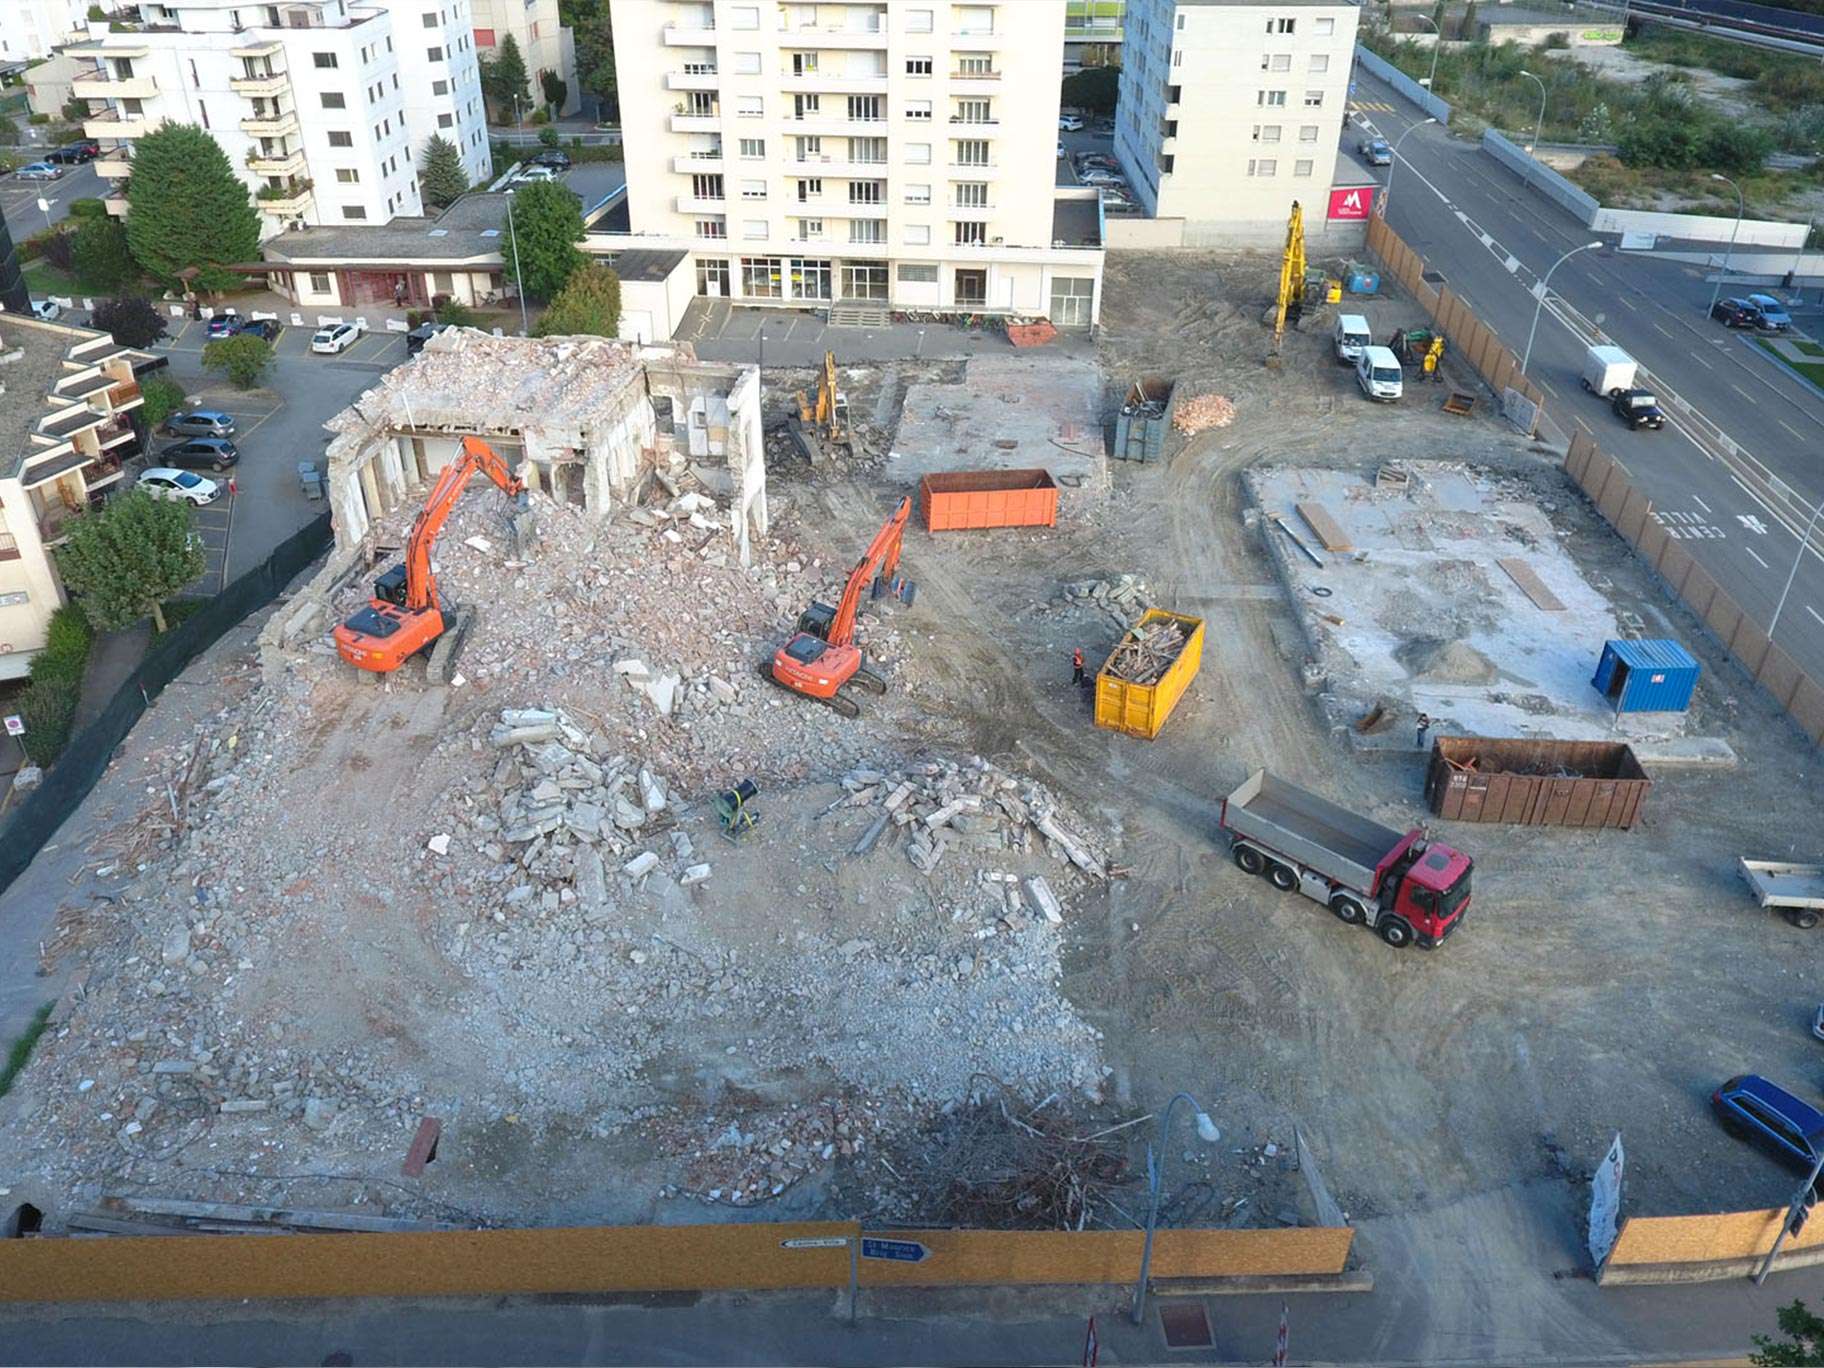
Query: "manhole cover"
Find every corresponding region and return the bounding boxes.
[1421,269,1447,285]
[1158,1299,1213,1349]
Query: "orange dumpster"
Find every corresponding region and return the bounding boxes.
[918,469,1060,532]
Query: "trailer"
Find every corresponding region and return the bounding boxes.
[1740,859,1824,930]
[1219,770,1474,949]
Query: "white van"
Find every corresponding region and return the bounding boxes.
[1333,313,1372,365]
[1356,344,1404,401]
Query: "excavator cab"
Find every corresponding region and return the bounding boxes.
[796,600,838,642]
[373,563,410,607]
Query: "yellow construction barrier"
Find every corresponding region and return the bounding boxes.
[1600,1210,1824,1285]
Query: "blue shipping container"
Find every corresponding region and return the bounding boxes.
[1591,639,1699,713]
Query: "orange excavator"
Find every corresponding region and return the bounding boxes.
[763,495,916,717]
[333,434,528,683]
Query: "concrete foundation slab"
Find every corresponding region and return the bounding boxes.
[890,354,1105,491]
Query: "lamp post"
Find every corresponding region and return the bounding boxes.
[1769,495,1824,641]
[1381,117,1437,216]
[1520,70,1547,154]
[1705,173,1745,321]
[1522,240,1603,374]
[1410,14,1443,91]
[1130,1092,1220,1327]
[503,188,529,335]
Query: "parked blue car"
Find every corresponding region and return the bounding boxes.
[1747,293,1793,332]
[1713,1074,1824,1183]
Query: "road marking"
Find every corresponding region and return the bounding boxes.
[1652,322,1674,338]
[1746,546,1771,569]
[1731,383,1754,400]
[1688,353,1712,369]
[1616,296,1639,310]
[1781,420,1806,440]
[1808,605,1824,627]
[1692,494,1711,513]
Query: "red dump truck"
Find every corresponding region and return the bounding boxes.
[1219,770,1474,949]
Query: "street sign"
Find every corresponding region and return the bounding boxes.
[1327,186,1372,222]
[781,1236,850,1250]
[1083,1315,1099,1368]
[859,1237,928,1263]
[3,715,22,737]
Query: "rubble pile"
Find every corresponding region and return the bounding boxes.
[1173,391,1237,435]
[1060,574,1154,630]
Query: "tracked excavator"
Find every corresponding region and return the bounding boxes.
[333,434,529,683]
[762,495,915,718]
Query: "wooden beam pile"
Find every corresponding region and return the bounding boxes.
[1171,392,1236,435]
[1105,620,1186,684]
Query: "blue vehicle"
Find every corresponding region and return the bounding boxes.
[205,313,243,339]
[1747,293,1792,331]
[1713,1074,1824,1182]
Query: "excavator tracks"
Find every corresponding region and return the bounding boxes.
[755,658,868,718]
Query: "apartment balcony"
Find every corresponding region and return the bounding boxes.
[670,152,725,173]
[256,181,314,216]
[71,72,160,100]
[948,161,996,173]
[793,115,887,138]
[230,70,288,98]
[778,72,888,94]
[662,23,716,46]
[103,192,129,218]
[84,112,151,140]
[949,201,994,219]
[775,25,887,49]
[669,111,722,133]
[814,201,889,219]
[241,109,300,138]
[80,454,126,492]
[665,69,719,91]
[789,154,888,178]
[105,379,143,414]
[229,37,283,58]
[673,193,729,214]
[948,71,1002,92]
[37,508,80,547]
[247,147,306,177]
[94,149,132,178]
[948,118,999,131]
[951,28,1003,45]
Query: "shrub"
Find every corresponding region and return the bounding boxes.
[17,675,82,766]
[1535,32,1570,50]
[67,197,107,220]
[37,229,75,272]
[28,112,49,125]
[1757,64,1824,114]
[202,333,274,389]
[1701,122,1775,175]
[538,124,561,147]
[29,606,93,689]
[1619,114,1702,169]
[529,107,551,125]
[435,297,479,327]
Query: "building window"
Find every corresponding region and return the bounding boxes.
[793,93,820,119]
[428,46,443,60]
[314,52,337,68]
[310,272,332,293]
[797,218,823,239]
[475,26,494,44]
[955,181,987,207]
[433,79,449,95]
[1262,53,1290,72]
[904,223,930,245]
[954,139,989,166]
[422,10,437,25]
[796,135,823,161]
[1268,16,1296,33]
[342,205,368,219]
[906,100,931,121]
[743,219,767,240]
[328,130,353,146]
[849,180,884,205]
[738,138,765,158]
[905,183,931,205]
[742,257,782,297]
[1299,124,1320,142]
[741,179,767,199]
[906,56,932,77]
[335,167,359,182]
[957,52,992,75]
[906,8,933,33]
[696,258,731,296]
[737,96,763,117]
[1050,276,1093,328]
[1252,125,1281,143]
[1258,90,1286,107]
[698,217,728,239]
[849,219,885,243]
[790,51,818,75]
[1304,90,1324,107]
[1294,158,1314,177]
[1315,16,1335,35]
[850,137,887,163]
[791,258,831,299]
[1248,159,1277,176]
[955,98,991,124]
[954,221,985,245]
[1309,53,1330,73]
[692,173,724,199]
[898,262,938,283]
[957,5,993,35]
[321,91,346,108]
[796,177,822,200]
[730,5,759,30]
[438,112,453,127]
[905,142,931,165]
[847,95,883,122]
[735,51,761,74]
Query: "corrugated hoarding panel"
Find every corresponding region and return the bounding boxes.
[1756,643,1804,709]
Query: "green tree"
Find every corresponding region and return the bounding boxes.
[124,124,261,293]
[435,297,480,327]
[139,374,186,428]
[71,214,136,291]
[90,294,169,348]
[505,180,585,302]
[1060,66,1119,115]
[61,96,88,123]
[56,489,205,633]
[481,33,531,120]
[534,263,621,337]
[541,70,568,113]
[202,333,274,389]
[573,5,617,116]
[538,123,561,148]
[1754,1299,1824,1366]
[419,133,469,208]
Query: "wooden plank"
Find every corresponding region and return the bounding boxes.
[1295,502,1352,552]
[1498,558,1566,612]
[403,1116,443,1178]
[105,1196,461,1234]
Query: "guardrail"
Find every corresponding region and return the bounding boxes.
[1354,46,1452,125]
[1483,129,1600,225]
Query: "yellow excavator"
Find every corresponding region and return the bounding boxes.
[1271,201,1307,355]
[791,350,851,464]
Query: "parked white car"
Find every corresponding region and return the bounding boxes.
[138,467,222,505]
[513,164,559,183]
[29,298,62,322]
[1058,114,1085,132]
[310,321,365,354]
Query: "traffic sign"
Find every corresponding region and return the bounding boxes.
[781,1236,850,1250]
[3,714,22,737]
[859,1237,928,1263]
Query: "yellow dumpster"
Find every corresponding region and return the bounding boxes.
[1093,608,1205,740]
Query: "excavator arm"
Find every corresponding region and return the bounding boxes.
[824,495,910,648]
[402,434,527,612]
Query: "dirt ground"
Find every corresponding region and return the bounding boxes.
[6,249,1824,1250]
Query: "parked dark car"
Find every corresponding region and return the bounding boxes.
[161,408,237,438]
[204,312,243,339]
[46,141,100,165]
[235,317,281,341]
[406,320,451,355]
[1713,1075,1824,1186]
[531,149,572,170]
[159,437,240,471]
[1711,297,1763,329]
[1610,388,1665,431]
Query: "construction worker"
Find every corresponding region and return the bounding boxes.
[1072,646,1085,687]
[1415,712,1432,750]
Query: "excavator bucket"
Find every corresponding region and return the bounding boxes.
[871,573,916,606]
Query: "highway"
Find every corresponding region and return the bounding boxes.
[1349,63,1824,688]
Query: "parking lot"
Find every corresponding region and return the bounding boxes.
[1,154,103,235]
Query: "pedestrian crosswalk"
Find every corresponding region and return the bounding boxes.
[1350,100,1396,113]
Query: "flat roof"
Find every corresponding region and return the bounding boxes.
[264,193,511,265]
[1052,196,1102,248]
[605,249,689,284]
[0,317,89,480]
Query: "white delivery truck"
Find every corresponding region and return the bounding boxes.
[1581,344,1638,398]
[1333,314,1373,365]
[1356,344,1404,401]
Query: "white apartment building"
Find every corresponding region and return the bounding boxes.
[2,0,88,65]
[70,0,491,241]
[471,0,578,116]
[1115,0,1361,247]
[601,0,1104,328]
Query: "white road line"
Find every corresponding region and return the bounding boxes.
[1689,353,1713,369]
[1808,606,1824,628]
[1781,420,1807,440]
[1746,546,1771,570]
[1616,296,1639,310]
[1731,383,1754,400]
[1653,322,1674,338]
[1692,494,1712,513]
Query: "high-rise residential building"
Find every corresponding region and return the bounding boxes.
[68,0,491,240]
[1,0,89,65]
[471,0,578,116]
[1063,0,1123,71]
[1115,0,1361,246]
[601,0,1104,328]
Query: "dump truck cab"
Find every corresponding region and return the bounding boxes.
[1379,836,1473,947]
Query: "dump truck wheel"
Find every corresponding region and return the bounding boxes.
[1788,908,1821,930]
[1330,895,1366,925]
[1266,863,1298,893]
[1378,917,1413,948]
[1234,845,1264,876]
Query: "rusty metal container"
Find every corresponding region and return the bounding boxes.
[1424,737,1650,830]
[918,469,1059,532]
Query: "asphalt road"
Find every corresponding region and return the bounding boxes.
[1,159,103,236]
[1347,63,1824,687]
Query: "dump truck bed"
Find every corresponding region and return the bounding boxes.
[1740,859,1824,910]
[1223,769,1405,892]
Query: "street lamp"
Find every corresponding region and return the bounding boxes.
[1410,13,1443,92]
[1381,117,1437,216]
[1705,173,1745,321]
[1130,1092,1221,1327]
[1522,240,1604,374]
[1520,70,1547,153]
[1768,495,1824,641]
[503,188,530,335]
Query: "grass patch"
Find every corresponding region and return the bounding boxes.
[1755,337,1824,388]
[22,261,78,296]
[0,1004,55,1101]
[1793,339,1824,359]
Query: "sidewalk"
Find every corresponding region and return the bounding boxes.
[70,622,150,733]
[677,298,1099,367]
